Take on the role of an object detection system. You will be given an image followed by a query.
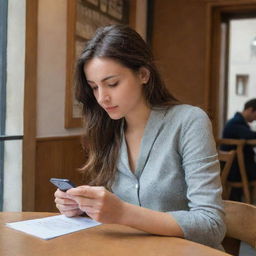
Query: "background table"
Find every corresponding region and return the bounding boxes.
[0,212,230,256]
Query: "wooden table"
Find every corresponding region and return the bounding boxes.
[0,212,230,256]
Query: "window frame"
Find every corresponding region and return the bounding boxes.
[0,0,24,211]
[0,0,8,211]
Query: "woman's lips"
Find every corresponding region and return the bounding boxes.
[105,106,118,111]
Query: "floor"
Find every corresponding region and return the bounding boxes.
[239,242,256,256]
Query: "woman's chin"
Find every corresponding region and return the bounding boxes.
[107,113,124,120]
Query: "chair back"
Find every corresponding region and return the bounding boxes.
[222,200,256,255]
[216,139,252,203]
[218,150,236,199]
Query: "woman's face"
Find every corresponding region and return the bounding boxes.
[84,57,149,120]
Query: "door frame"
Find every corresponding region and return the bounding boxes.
[205,0,256,138]
[22,0,38,211]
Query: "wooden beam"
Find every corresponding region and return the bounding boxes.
[22,0,38,211]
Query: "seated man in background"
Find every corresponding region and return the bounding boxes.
[221,98,256,201]
[221,99,256,201]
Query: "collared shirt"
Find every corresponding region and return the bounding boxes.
[112,104,226,249]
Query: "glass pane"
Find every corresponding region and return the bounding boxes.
[0,0,26,211]
[5,0,25,137]
[0,0,8,211]
[2,139,22,211]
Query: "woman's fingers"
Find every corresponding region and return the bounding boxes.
[71,196,100,208]
[67,186,107,210]
[67,186,106,199]
[68,186,124,223]
[54,188,67,198]
[56,203,79,211]
[58,207,83,218]
[54,188,84,217]
[54,188,75,199]
[55,197,78,205]
[64,185,125,223]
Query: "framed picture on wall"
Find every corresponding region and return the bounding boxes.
[65,0,130,128]
[235,74,248,96]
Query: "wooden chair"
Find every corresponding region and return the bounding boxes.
[216,139,255,203]
[245,139,256,203]
[222,200,256,256]
[217,149,236,199]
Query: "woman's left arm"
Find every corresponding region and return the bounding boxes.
[168,107,226,248]
[67,185,184,237]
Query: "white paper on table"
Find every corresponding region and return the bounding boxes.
[6,214,101,240]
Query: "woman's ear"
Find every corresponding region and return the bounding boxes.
[138,67,150,84]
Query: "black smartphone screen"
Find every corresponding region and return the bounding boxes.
[50,178,76,192]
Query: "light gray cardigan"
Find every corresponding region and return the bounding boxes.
[112,104,226,250]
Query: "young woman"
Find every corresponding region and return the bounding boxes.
[54,24,226,250]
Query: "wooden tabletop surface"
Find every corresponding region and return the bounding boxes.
[0,212,230,256]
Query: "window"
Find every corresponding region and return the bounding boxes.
[0,0,8,211]
[0,0,25,211]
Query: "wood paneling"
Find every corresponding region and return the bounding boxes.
[22,0,38,211]
[129,0,137,29]
[151,0,256,137]
[35,136,85,212]
[152,0,207,109]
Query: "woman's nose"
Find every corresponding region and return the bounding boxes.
[98,89,110,104]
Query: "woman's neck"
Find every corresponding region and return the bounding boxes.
[125,105,151,134]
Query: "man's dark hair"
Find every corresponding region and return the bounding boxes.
[244,99,256,111]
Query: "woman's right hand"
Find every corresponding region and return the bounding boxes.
[54,189,84,217]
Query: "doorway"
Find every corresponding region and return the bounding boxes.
[221,15,256,136]
[207,2,256,138]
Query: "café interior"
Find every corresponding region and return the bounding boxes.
[1,0,256,255]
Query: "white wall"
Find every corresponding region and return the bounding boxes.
[3,0,25,211]
[37,0,82,137]
[37,0,148,138]
[228,19,256,121]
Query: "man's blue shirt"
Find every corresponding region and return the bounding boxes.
[221,112,256,181]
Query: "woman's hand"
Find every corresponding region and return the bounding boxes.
[62,186,183,238]
[66,186,125,224]
[54,189,84,217]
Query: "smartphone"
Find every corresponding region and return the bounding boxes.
[50,178,76,192]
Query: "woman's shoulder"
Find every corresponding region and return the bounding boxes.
[164,104,209,121]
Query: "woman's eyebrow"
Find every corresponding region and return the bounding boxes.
[87,75,119,84]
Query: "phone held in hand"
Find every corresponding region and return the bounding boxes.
[50,178,76,192]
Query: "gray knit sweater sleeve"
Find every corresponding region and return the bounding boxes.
[169,107,226,249]
[113,105,226,250]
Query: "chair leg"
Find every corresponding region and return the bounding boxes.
[222,183,228,200]
[250,186,256,204]
[226,186,232,200]
[242,184,251,204]
[237,146,251,203]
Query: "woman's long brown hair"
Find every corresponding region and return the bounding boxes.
[75,25,179,190]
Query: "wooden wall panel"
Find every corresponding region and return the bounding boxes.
[129,0,137,29]
[35,136,85,212]
[151,0,207,109]
[151,0,256,136]
[23,0,38,211]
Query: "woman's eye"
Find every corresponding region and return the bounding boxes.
[91,86,98,91]
[108,82,118,87]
